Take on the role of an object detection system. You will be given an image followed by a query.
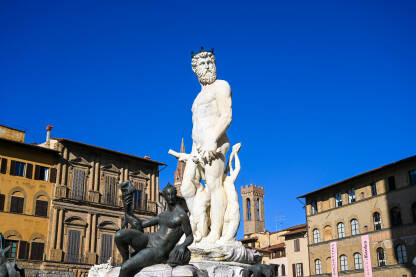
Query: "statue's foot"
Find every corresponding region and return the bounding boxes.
[200,232,220,244]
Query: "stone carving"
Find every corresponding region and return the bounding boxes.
[114,182,194,277]
[0,245,25,277]
[168,47,241,245]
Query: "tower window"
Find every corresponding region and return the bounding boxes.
[246,198,251,221]
[256,198,260,221]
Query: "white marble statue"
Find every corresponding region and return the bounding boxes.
[168,47,240,246]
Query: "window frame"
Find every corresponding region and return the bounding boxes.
[373,212,382,230]
[350,219,359,236]
[315,259,322,274]
[377,247,386,266]
[409,169,416,185]
[311,200,318,215]
[340,255,348,271]
[371,183,377,196]
[395,244,407,264]
[348,188,356,203]
[354,252,363,270]
[313,228,320,243]
[335,193,343,207]
[337,222,345,238]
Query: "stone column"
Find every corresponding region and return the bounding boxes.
[56,208,64,250]
[91,213,97,252]
[50,207,58,249]
[61,148,68,186]
[85,213,92,253]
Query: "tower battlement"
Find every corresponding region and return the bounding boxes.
[241,184,264,196]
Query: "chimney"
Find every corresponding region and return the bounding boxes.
[46,125,53,143]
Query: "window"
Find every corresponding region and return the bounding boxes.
[49,168,57,183]
[100,234,113,263]
[0,194,5,211]
[133,190,142,209]
[315,259,322,274]
[66,230,81,263]
[409,169,416,185]
[104,175,117,206]
[256,198,260,220]
[351,219,359,235]
[4,240,18,258]
[340,255,348,271]
[388,176,396,191]
[348,188,356,203]
[18,241,29,259]
[354,253,363,269]
[10,161,26,177]
[396,245,407,264]
[335,193,342,207]
[373,212,382,230]
[337,222,345,238]
[247,199,251,220]
[35,165,49,181]
[10,195,24,214]
[377,247,386,266]
[35,199,48,217]
[313,229,320,243]
[323,225,332,241]
[311,200,318,214]
[281,264,285,276]
[30,242,44,261]
[71,169,85,200]
[371,183,377,196]
[294,263,303,277]
[412,203,416,223]
[294,238,300,252]
[0,158,7,174]
[390,207,402,226]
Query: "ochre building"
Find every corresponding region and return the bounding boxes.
[299,155,416,277]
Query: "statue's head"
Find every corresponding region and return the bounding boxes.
[191,47,216,85]
[162,183,177,205]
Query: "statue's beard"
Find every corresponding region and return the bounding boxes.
[196,68,217,85]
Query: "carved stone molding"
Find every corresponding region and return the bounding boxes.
[49,248,63,262]
[55,185,69,198]
[88,190,101,203]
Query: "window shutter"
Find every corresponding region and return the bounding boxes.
[71,169,85,200]
[0,194,4,211]
[66,230,80,263]
[10,196,18,213]
[35,200,48,217]
[0,158,7,174]
[300,263,303,276]
[26,163,33,179]
[100,234,113,263]
[10,160,16,175]
[18,241,29,259]
[50,168,57,183]
[30,242,44,260]
[292,264,296,277]
[17,197,24,213]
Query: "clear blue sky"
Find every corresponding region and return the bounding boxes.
[1,1,415,239]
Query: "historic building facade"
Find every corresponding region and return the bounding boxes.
[0,125,165,276]
[284,224,309,277]
[39,135,164,275]
[299,155,416,277]
[0,125,59,271]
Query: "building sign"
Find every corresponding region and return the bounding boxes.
[361,235,373,277]
[330,242,338,277]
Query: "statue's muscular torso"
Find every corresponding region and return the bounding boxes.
[191,79,231,151]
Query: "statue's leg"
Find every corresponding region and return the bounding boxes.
[119,248,159,277]
[115,229,148,263]
[181,159,201,228]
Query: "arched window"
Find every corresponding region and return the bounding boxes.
[246,199,251,220]
[373,212,382,230]
[340,255,348,271]
[354,253,363,269]
[350,219,359,235]
[313,229,320,243]
[10,191,24,214]
[281,264,285,276]
[412,202,416,223]
[390,207,402,226]
[337,222,345,238]
[324,225,332,241]
[396,244,407,264]
[35,195,48,217]
[256,198,260,221]
[315,259,322,274]
[377,247,386,266]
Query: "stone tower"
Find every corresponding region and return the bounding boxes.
[173,138,186,196]
[241,184,265,235]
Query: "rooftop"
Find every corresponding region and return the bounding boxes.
[0,137,59,155]
[297,154,416,198]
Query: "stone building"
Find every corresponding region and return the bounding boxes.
[298,155,416,277]
[283,224,309,277]
[0,124,165,276]
[241,184,265,235]
[0,125,59,271]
